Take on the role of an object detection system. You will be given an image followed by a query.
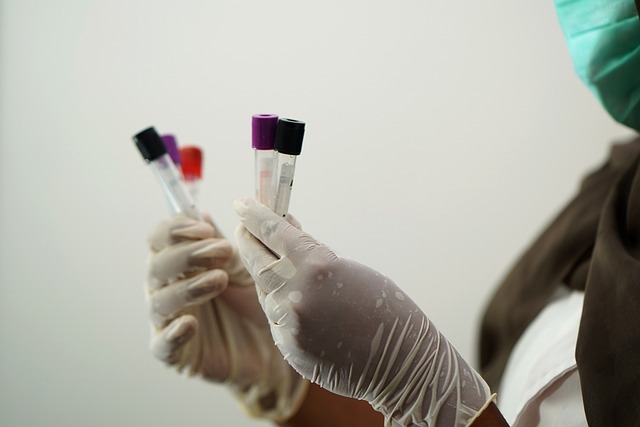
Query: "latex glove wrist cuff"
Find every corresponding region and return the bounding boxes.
[232,373,310,422]
[464,394,497,427]
[367,326,492,427]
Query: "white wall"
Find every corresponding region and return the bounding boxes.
[0,1,634,426]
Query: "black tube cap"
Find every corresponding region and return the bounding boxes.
[133,126,167,162]
[275,118,305,155]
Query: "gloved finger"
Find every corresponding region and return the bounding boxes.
[262,291,291,328]
[202,213,228,239]
[148,214,216,252]
[202,212,256,287]
[149,269,229,327]
[235,224,278,277]
[236,224,299,296]
[150,314,198,364]
[148,238,233,289]
[285,213,302,230]
[222,248,257,289]
[234,197,314,259]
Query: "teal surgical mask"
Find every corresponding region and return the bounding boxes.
[554,0,640,130]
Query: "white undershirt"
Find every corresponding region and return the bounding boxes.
[496,288,588,427]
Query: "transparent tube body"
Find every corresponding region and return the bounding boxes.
[183,175,201,204]
[272,153,297,217]
[255,149,275,208]
[149,154,200,220]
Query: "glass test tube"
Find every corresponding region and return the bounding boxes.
[252,114,279,207]
[133,127,201,220]
[160,134,184,212]
[180,146,203,203]
[273,152,298,216]
[272,118,305,217]
[161,134,182,167]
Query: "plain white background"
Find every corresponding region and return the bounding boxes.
[0,1,634,426]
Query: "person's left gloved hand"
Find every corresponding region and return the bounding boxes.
[234,197,494,427]
[145,214,309,422]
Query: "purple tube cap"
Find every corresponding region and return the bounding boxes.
[252,114,279,150]
[161,134,181,165]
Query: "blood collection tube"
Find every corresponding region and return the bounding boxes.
[252,114,279,207]
[179,146,203,202]
[161,134,182,167]
[133,127,201,220]
[272,118,305,217]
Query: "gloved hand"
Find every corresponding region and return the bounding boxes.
[145,214,309,421]
[234,197,494,427]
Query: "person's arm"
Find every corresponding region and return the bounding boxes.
[279,383,383,427]
[280,385,508,427]
[470,402,509,427]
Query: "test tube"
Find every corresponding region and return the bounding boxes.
[161,134,182,167]
[272,118,305,217]
[180,146,203,202]
[133,127,201,220]
[252,114,279,207]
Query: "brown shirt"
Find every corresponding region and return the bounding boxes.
[479,137,640,426]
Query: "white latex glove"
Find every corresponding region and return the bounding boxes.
[234,197,493,427]
[146,214,308,421]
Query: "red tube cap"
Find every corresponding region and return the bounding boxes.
[180,146,203,180]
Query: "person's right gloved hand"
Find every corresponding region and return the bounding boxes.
[234,198,495,427]
[145,214,309,422]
